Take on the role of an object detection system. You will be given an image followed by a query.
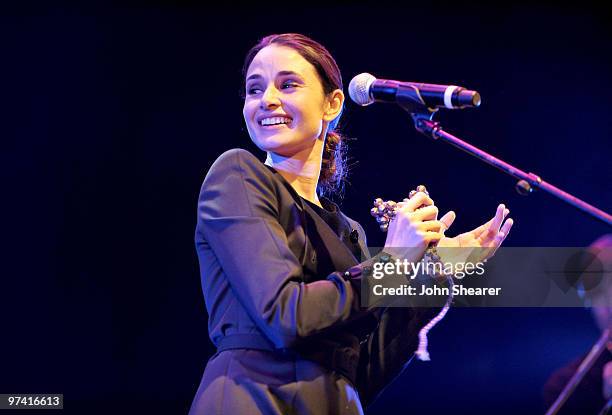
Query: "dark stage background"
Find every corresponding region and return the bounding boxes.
[2,2,611,414]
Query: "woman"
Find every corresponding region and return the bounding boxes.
[190,33,513,415]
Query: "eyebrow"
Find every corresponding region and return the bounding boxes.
[246,71,304,82]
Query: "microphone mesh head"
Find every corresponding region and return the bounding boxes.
[348,73,376,106]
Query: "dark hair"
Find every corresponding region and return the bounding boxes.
[243,33,349,198]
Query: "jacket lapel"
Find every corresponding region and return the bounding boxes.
[264,165,359,274]
[300,201,360,271]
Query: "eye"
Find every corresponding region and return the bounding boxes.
[281,80,299,89]
[246,85,263,95]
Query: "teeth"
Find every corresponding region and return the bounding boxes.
[260,117,292,126]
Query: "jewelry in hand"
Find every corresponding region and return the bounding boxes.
[370,185,429,232]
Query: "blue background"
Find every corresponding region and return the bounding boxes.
[1,2,611,414]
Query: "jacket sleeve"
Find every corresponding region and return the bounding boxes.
[356,307,440,407]
[197,149,384,349]
[351,221,445,408]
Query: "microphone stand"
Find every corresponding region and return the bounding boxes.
[543,329,610,415]
[597,399,611,415]
[394,86,612,226]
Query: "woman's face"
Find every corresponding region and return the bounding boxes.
[243,45,334,157]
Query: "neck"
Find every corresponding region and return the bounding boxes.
[265,139,324,207]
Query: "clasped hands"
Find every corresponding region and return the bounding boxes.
[381,188,514,265]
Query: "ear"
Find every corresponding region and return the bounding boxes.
[323,89,345,123]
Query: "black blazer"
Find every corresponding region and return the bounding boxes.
[191,148,439,414]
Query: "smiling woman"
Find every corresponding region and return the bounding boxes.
[243,44,336,160]
[189,33,513,415]
[242,34,347,202]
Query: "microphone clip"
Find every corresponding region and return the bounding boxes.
[393,84,441,140]
[395,84,438,115]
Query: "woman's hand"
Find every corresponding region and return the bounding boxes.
[437,204,514,263]
[384,191,445,263]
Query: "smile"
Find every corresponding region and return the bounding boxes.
[259,117,293,126]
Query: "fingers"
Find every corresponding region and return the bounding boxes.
[421,231,444,244]
[404,192,433,212]
[439,211,456,233]
[478,204,509,239]
[491,205,511,240]
[490,204,506,233]
[410,205,438,221]
[472,218,493,238]
[488,217,514,258]
[417,220,445,232]
[498,217,514,241]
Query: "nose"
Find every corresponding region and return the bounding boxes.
[260,85,281,110]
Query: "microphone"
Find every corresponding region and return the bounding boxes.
[348,72,481,110]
